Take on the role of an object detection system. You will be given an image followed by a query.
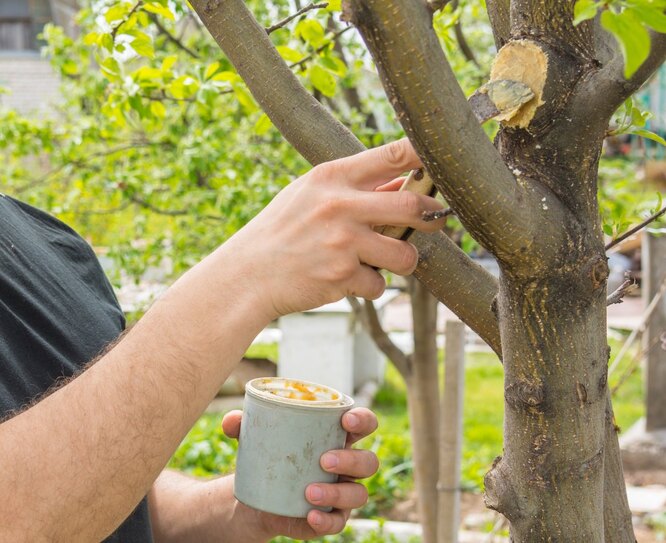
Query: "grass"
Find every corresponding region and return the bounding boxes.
[168,335,645,542]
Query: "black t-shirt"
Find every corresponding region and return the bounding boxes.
[0,194,153,542]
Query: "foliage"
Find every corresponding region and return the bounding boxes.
[598,157,665,240]
[574,0,666,78]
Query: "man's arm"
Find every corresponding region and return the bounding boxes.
[0,140,444,541]
[148,409,380,543]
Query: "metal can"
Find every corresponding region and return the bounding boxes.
[234,377,354,518]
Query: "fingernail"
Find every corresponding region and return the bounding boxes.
[346,413,359,430]
[422,209,450,222]
[309,485,324,502]
[322,453,338,470]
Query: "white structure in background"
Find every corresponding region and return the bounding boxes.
[0,0,77,114]
[278,290,399,396]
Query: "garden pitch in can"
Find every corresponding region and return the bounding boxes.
[234,377,354,518]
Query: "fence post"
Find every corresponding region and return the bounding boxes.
[643,229,666,432]
[438,319,466,543]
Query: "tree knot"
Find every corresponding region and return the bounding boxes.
[505,379,545,413]
[586,254,609,291]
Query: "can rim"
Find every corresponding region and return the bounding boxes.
[245,377,353,408]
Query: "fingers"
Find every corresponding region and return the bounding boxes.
[341,408,379,445]
[357,234,418,276]
[221,410,243,439]
[375,176,408,192]
[347,265,386,300]
[354,191,447,233]
[306,481,368,511]
[326,138,422,190]
[307,508,348,536]
[320,449,379,479]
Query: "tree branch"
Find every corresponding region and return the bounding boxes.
[410,230,502,356]
[485,0,510,49]
[348,297,412,378]
[190,0,363,163]
[605,205,666,251]
[289,27,353,69]
[344,0,569,266]
[578,30,666,119]
[451,0,480,68]
[266,2,328,34]
[606,273,637,306]
[150,13,201,59]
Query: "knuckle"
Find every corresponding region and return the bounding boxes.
[380,139,410,168]
[395,242,418,274]
[397,190,421,217]
[311,162,337,181]
[328,258,356,282]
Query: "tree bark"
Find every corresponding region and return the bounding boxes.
[406,277,441,543]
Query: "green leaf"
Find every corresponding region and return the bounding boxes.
[100,57,121,82]
[628,5,666,33]
[150,100,167,119]
[603,224,614,236]
[233,85,257,112]
[573,0,599,26]
[600,10,650,79]
[326,0,341,11]
[211,71,238,83]
[254,113,273,136]
[105,2,131,24]
[204,61,221,80]
[276,45,304,63]
[161,55,178,72]
[170,75,199,99]
[309,64,336,97]
[630,127,666,146]
[131,36,155,58]
[83,32,99,46]
[319,54,347,76]
[295,19,326,47]
[99,33,114,53]
[142,2,175,21]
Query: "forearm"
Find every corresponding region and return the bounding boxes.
[0,245,272,541]
[149,470,269,543]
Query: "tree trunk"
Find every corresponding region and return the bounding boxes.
[406,277,441,543]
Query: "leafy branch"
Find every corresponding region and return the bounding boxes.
[605,203,666,251]
[266,2,329,34]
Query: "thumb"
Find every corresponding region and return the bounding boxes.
[221,410,243,439]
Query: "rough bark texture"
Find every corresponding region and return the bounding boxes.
[406,278,440,543]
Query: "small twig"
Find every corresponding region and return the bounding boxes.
[606,205,666,251]
[606,272,638,306]
[266,2,328,34]
[129,195,225,222]
[150,13,200,59]
[608,276,666,375]
[289,27,353,69]
[422,208,454,223]
[110,1,143,40]
[611,335,663,396]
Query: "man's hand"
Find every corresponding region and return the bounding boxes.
[222,407,379,540]
[222,138,446,319]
